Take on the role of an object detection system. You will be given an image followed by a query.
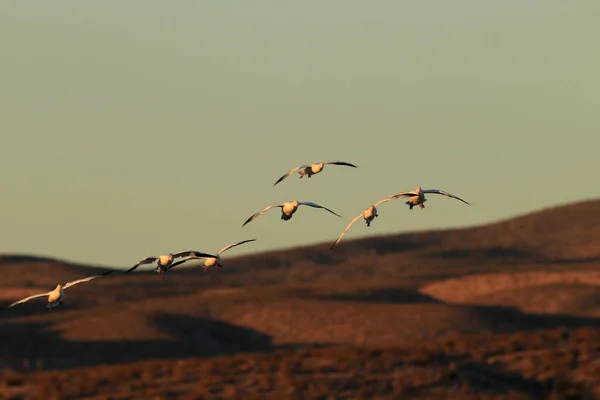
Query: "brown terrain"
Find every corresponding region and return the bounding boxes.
[1,199,600,399]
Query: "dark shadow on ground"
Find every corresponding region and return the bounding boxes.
[401,359,551,399]
[294,286,600,337]
[297,287,441,304]
[462,304,600,336]
[427,246,538,262]
[547,255,600,265]
[0,313,275,371]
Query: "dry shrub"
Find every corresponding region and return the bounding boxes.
[276,358,294,388]
[1,370,24,388]
[170,361,189,384]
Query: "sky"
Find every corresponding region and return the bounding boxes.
[0,1,598,269]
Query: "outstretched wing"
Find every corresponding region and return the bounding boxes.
[298,201,341,218]
[423,189,470,206]
[0,291,52,310]
[125,256,157,273]
[189,251,219,259]
[217,238,257,255]
[273,165,307,186]
[324,160,358,168]
[331,214,362,250]
[171,250,198,258]
[373,195,402,207]
[63,271,113,290]
[165,255,202,272]
[242,204,285,226]
[388,190,419,199]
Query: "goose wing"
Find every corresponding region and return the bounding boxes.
[373,195,403,207]
[125,256,158,273]
[171,250,197,258]
[0,291,52,310]
[331,214,363,249]
[172,250,218,259]
[189,251,219,258]
[242,203,285,226]
[63,271,113,290]
[217,238,257,255]
[298,201,341,218]
[324,160,358,168]
[165,255,202,272]
[273,165,307,186]
[422,189,471,205]
[388,190,419,199]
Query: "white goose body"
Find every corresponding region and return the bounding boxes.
[203,256,219,267]
[308,163,325,175]
[47,285,65,308]
[405,189,427,208]
[363,205,377,223]
[158,254,175,266]
[282,200,300,216]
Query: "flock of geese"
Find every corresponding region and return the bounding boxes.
[0,160,470,313]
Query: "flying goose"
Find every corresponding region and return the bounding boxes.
[243,200,341,226]
[273,160,357,186]
[389,187,470,210]
[0,271,113,312]
[331,194,406,249]
[126,250,218,274]
[166,238,257,272]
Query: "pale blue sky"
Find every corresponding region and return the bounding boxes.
[1,1,598,269]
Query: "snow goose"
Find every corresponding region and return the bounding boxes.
[243,200,341,226]
[389,187,470,210]
[166,238,257,272]
[331,194,406,249]
[0,271,113,312]
[126,250,218,274]
[273,160,357,186]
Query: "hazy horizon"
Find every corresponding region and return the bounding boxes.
[1,1,598,269]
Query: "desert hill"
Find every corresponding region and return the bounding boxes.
[1,199,600,399]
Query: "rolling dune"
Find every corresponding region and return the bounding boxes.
[1,199,600,399]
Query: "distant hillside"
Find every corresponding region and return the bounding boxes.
[213,198,600,275]
[0,199,600,373]
[0,254,112,288]
[2,198,599,283]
